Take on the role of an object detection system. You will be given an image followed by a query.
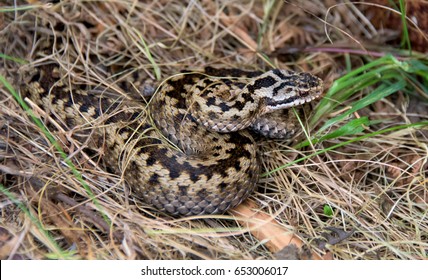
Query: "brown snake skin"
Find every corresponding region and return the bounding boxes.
[20,65,323,216]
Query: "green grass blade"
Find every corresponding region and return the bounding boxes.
[309,54,426,144]
[317,79,406,134]
[131,27,161,80]
[295,116,371,149]
[0,53,28,64]
[398,0,412,52]
[311,56,402,125]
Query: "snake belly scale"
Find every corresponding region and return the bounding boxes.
[21,65,323,216]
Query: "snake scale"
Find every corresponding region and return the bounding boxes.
[20,65,323,216]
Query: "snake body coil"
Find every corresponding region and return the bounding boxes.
[21,66,323,216]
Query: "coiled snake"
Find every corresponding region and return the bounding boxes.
[21,65,323,216]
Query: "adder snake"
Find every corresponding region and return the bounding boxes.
[21,65,323,216]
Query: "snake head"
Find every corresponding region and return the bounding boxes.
[257,69,324,113]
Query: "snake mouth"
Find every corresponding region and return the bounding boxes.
[265,84,323,111]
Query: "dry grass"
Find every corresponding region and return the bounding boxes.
[1,0,427,260]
